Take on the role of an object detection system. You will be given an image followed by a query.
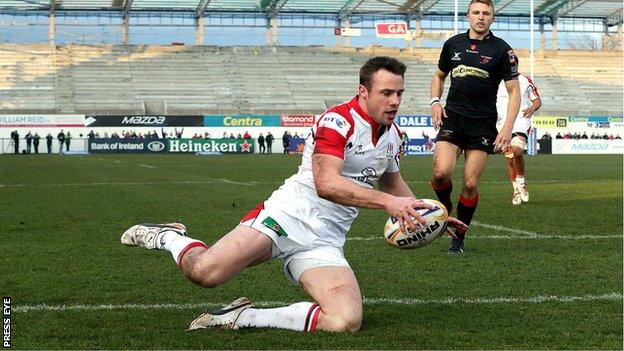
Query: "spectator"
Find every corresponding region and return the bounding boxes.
[33,133,40,154]
[65,131,72,152]
[10,130,19,154]
[88,130,95,139]
[222,131,228,139]
[25,131,33,153]
[258,133,266,154]
[282,131,290,154]
[243,131,252,140]
[581,132,588,139]
[555,132,562,139]
[45,133,53,153]
[204,132,211,139]
[57,130,65,154]
[175,128,184,139]
[266,132,274,154]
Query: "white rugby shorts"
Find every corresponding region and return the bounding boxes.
[496,111,532,137]
[238,203,350,285]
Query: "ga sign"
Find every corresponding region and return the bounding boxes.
[375,22,408,38]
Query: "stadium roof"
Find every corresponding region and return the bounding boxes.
[0,0,622,24]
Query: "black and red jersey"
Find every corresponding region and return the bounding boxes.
[438,30,519,119]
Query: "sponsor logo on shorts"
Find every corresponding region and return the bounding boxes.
[261,216,288,237]
[440,129,454,138]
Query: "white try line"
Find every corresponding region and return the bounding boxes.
[471,221,622,239]
[13,292,622,313]
[139,164,157,169]
[349,220,622,241]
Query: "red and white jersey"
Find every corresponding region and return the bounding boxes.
[496,74,540,120]
[263,96,404,247]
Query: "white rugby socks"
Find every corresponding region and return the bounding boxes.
[515,176,525,186]
[157,231,207,265]
[235,302,321,332]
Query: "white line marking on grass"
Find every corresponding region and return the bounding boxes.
[472,221,547,237]
[139,164,157,169]
[403,179,618,185]
[349,220,622,241]
[14,292,622,313]
[347,234,621,241]
[0,179,255,188]
[216,178,255,187]
[471,221,622,239]
[1,178,619,188]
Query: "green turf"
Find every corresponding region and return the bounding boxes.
[0,154,622,349]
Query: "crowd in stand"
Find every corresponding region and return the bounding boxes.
[541,131,622,140]
[10,128,621,155]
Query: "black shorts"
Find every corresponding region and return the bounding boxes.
[435,109,498,154]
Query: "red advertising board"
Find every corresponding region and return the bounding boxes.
[375,22,408,38]
[280,114,316,127]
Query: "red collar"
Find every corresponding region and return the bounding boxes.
[349,96,381,133]
[349,96,385,145]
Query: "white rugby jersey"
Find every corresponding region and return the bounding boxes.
[496,74,540,119]
[264,96,404,246]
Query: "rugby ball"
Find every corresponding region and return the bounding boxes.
[384,199,449,250]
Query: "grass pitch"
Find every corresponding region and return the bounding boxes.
[0,153,622,349]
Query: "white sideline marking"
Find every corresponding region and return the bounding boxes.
[139,164,157,169]
[13,292,622,313]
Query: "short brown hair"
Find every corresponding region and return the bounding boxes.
[468,0,494,12]
[359,56,406,90]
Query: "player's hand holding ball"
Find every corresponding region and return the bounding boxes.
[384,199,468,249]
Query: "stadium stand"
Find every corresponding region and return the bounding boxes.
[0,44,621,116]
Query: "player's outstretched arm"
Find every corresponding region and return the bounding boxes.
[313,154,431,230]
